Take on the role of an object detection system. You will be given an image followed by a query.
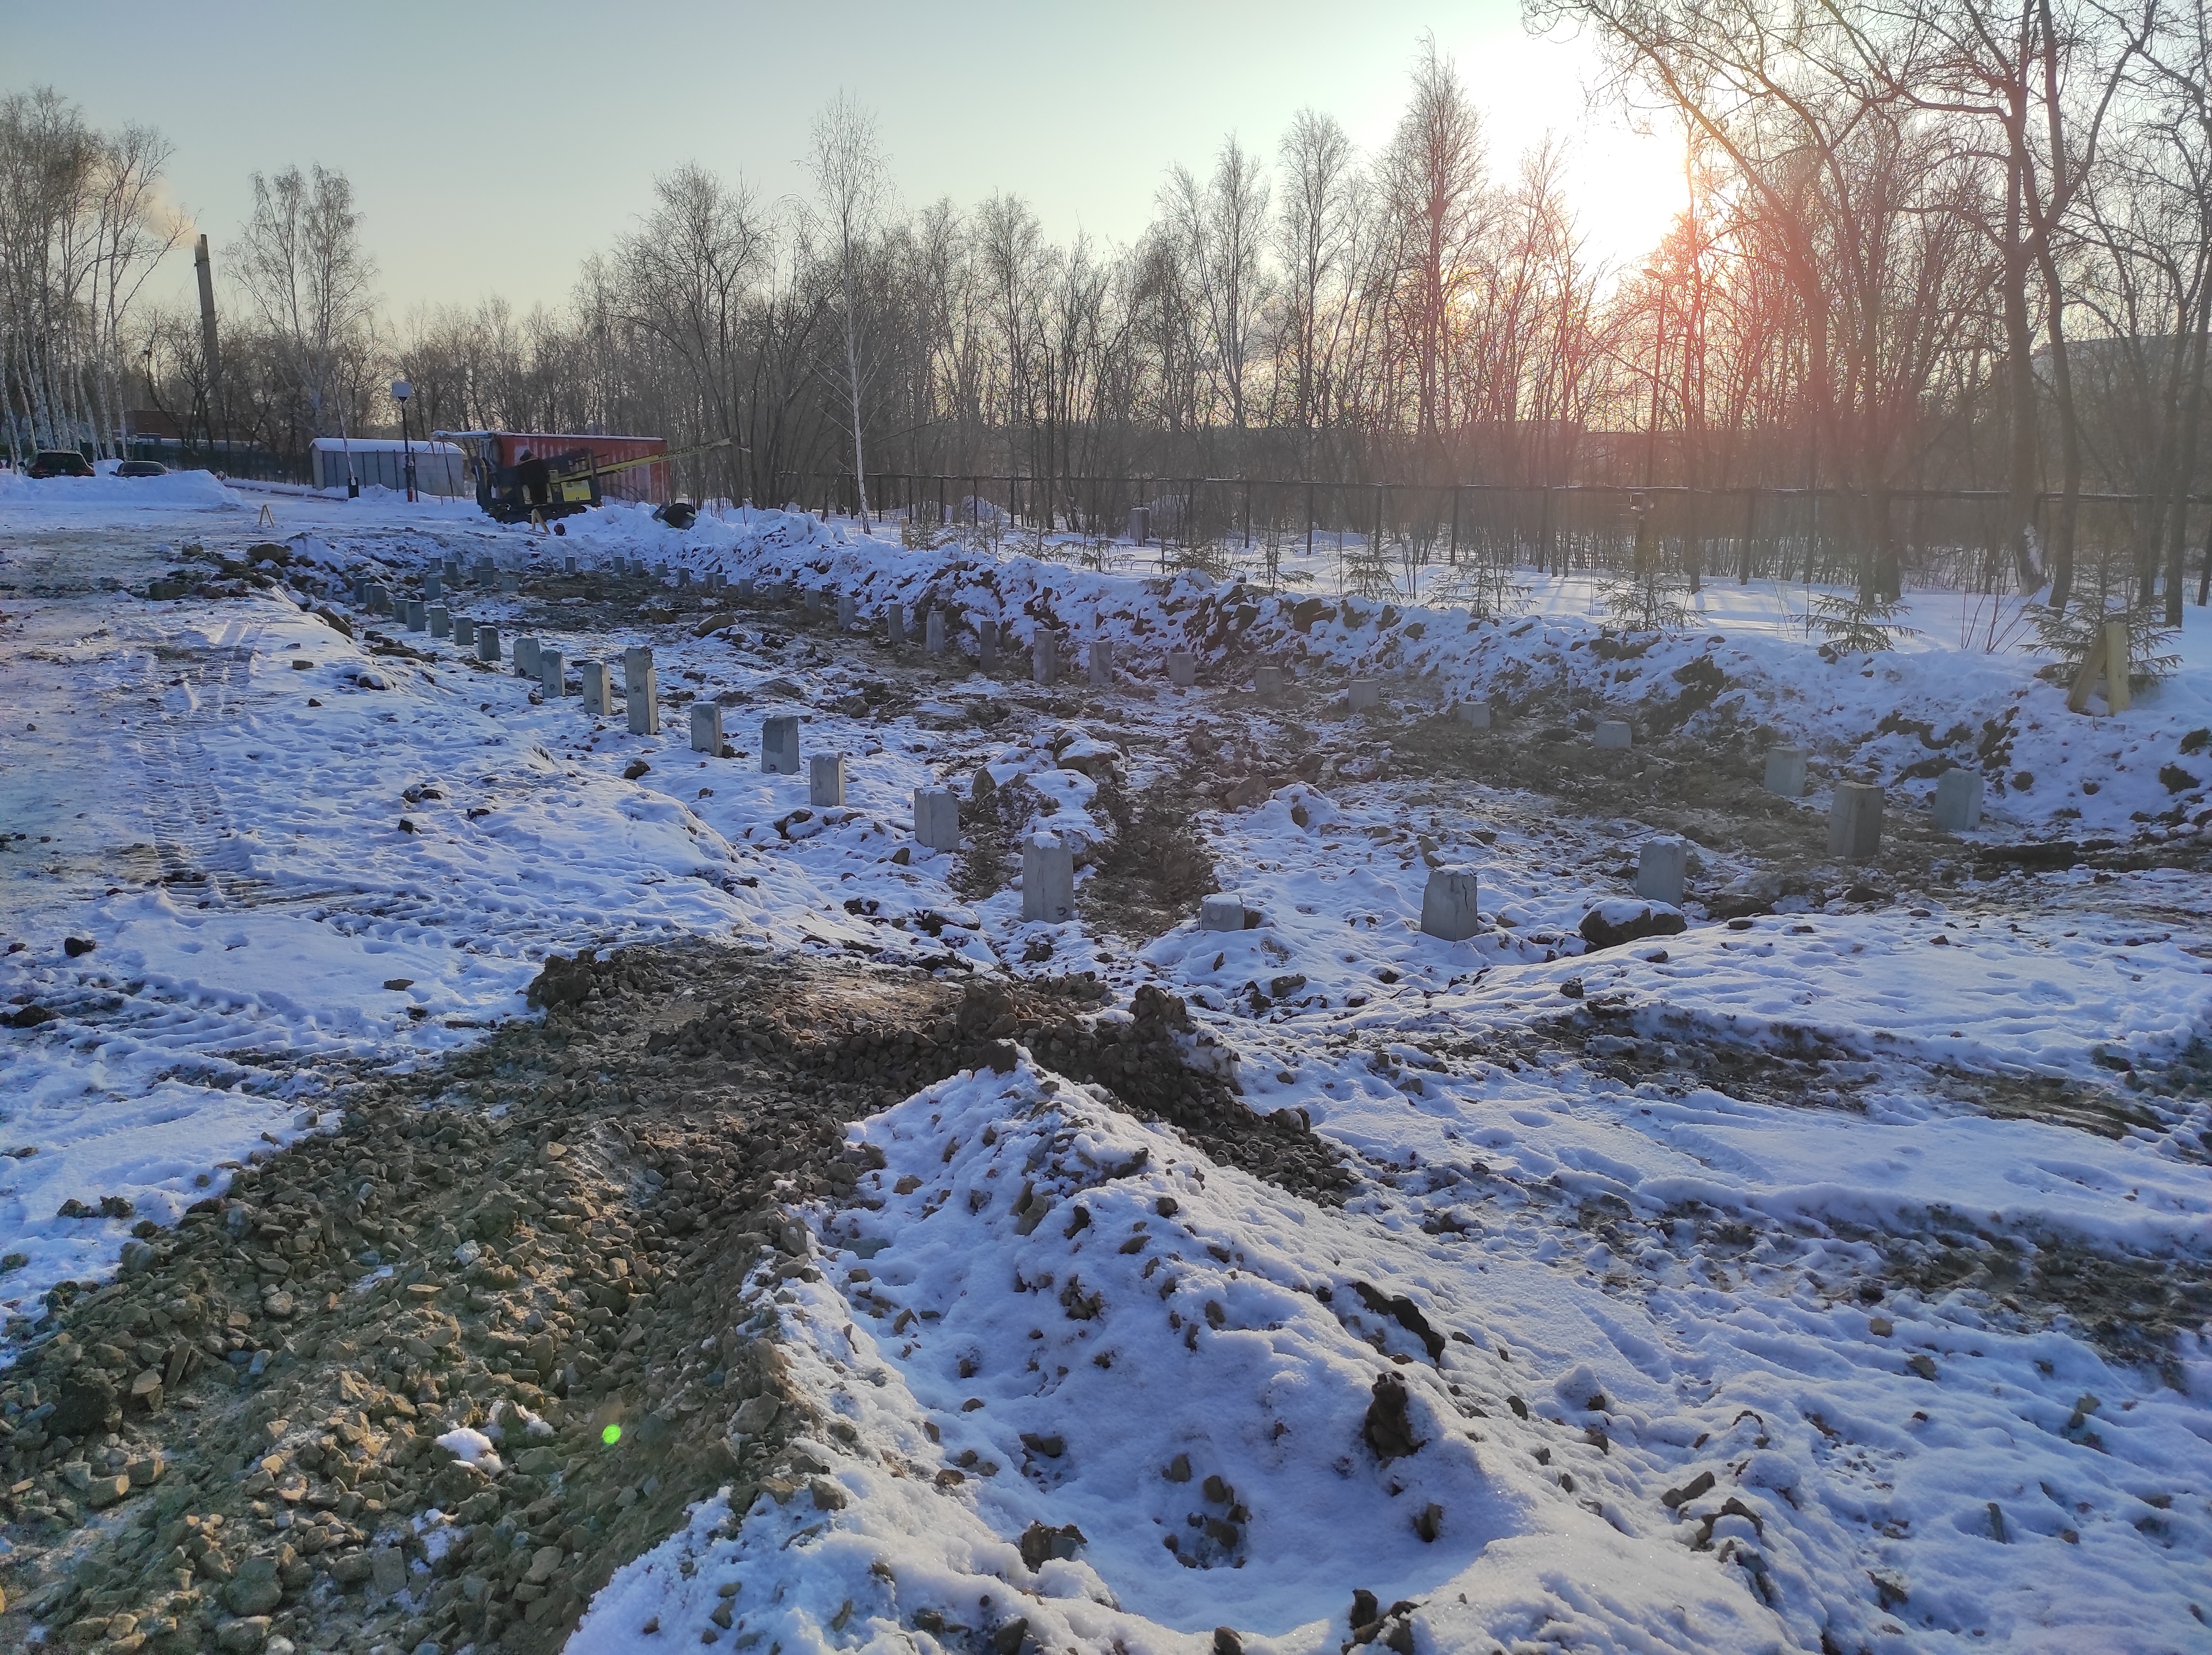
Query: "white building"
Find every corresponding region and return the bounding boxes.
[309,438,466,496]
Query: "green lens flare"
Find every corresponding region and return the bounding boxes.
[601,1423,622,1446]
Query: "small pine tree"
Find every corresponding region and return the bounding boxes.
[1426,544,1528,620]
[1340,532,1399,599]
[900,500,944,550]
[1809,591,1918,654]
[2029,600,2179,689]
[2030,531,2181,688]
[1598,511,1688,633]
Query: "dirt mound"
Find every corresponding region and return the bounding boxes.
[1,945,1345,1655]
[635,962,1348,1203]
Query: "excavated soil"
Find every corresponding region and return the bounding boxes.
[1080,778,1219,943]
[0,946,1341,1655]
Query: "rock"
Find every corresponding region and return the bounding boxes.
[224,1555,284,1615]
[1362,1372,1423,1462]
[1019,1432,1065,1459]
[624,759,651,781]
[732,1395,780,1434]
[216,1618,271,1652]
[516,1445,561,1477]
[525,1545,562,1584]
[1413,1502,1443,1542]
[1019,1520,1087,1570]
[331,1553,375,1588]
[809,1476,847,1511]
[83,1471,132,1508]
[431,1460,489,1506]
[370,1547,409,1597]
[1352,1282,1445,1362]
[263,1290,296,1320]
[64,936,96,957]
[1163,1453,1192,1483]
[526,953,595,1011]
[1578,899,1688,951]
[1214,1629,1244,1655]
[120,1239,156,1273]
[49,1369,120,1437]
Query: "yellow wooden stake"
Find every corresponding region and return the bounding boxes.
[256,503,276,529]
[2103,619,2131,713]
[2065,623,2107,714]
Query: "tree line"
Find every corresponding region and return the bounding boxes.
[3,9,2207,619]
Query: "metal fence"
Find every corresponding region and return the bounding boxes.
[782,473,2206,602]
[124,438,312,486]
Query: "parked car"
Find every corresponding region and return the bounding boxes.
[27,450,93,478]
[115,460,169,478]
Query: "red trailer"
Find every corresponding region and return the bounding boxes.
[487,432,669,502]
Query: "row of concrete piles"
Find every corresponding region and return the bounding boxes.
[347,565,1086,909]
[1384,745,1987,944]
[355,559,1983,946]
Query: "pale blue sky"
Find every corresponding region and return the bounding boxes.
[2,0,1683,319]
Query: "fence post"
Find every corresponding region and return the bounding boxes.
[1450,486,1462,565]
[1680,490,1700,594]
[1306,480,1316,561]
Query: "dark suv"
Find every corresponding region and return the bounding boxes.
[115,460,169,477]
[26,450,93,478]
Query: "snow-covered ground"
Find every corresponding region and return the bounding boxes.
[3,473,2210,1652]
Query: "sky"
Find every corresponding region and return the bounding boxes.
[1,0,1686,324]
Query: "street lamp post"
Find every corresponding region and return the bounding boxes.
[391,379,417,502]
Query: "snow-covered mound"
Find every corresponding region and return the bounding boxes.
[0,465,243,512]
[520,503,2212,840]
[572,1060,1789,1655]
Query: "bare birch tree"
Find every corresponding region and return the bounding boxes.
[1277,109,1362,463]
[234,163,377,443]
[1160,136,1273,434]
[1382,35,1491,461]
[807,94,891,528]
